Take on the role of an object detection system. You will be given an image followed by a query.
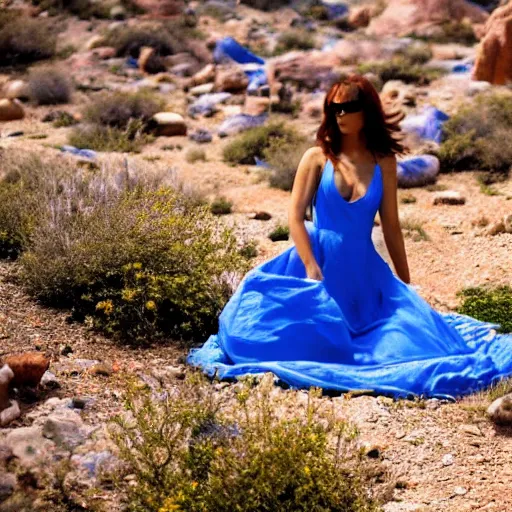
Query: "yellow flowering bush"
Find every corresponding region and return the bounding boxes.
[108,372,388,512]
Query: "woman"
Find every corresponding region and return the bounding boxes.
[187,74,512,400]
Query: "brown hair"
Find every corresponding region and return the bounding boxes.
[316,74,405,164]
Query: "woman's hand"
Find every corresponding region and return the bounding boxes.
[306,261,324,281]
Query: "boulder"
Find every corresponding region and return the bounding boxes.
[348,5,372,28]
[244,96,270,115]
[2,352,50,388]
[139,47,167,74]
[0,365,13,412]
[191,63,216,86]
[487,393,512,425]
[150,112,187,136]
[215,65,249,93]
[381,80,417,107]
[366,0,489,38]
[0,99,24,121]
[3,80,31,101]
[472,1,512,85]
[432,190,466,205]
[268,50,341,91]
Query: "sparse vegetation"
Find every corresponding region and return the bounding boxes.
[411,20,477,46]
[239,240,258,259]
[31,0,110,19]
[400,216,430,242]
[108,371,386,512]
[223,121,306,166]
[266,137,312,191]
[28,67,72,105]
[439,92,512,172]
[186,147,207,163]
[269,224,290,241]
[400,193,417,204]
[210,197,233,215]
[357,56,445,86]
[103,23,184,58]
[273,29,316,55]
[456,285,512,333]
[0,11,56,67]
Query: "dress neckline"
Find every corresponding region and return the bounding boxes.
[329,159,380,205]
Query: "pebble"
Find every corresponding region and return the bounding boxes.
[442,453,454,466]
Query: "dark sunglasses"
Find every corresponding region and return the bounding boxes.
[331,99,363,116]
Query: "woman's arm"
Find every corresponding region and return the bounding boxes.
[378,154,411,284]
[287,146,324,278]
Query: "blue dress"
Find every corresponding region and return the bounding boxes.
[187,158,512,400]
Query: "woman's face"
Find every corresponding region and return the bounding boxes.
[331,86,364,135]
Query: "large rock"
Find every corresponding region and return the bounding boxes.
[268,50,342,91]
[2,80,30,101]
[366,0,489,38]
[214,65,249,93]
[150,112,187,136]
[487,393,512,425]
[0,99,24,121]
[348,5,373,28]
[472,1,512,85]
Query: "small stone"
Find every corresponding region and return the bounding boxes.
[442,453,454,466]
[395,431,406,439]
[433,191,466,205]
[71,397,88,409]
[460,424,482,436]
[253,211,272,221]
[40,371,60,389]
[453,486,467,496]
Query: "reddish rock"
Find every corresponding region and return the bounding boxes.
[91,47,116,60]
[3,352,50,388]
[348,5,372,28]
[139,46,167,74]
[0,99,24,122]
[366,0,488,38]
[472,0,512,85]
[215,65,249,93]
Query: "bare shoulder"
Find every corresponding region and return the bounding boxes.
[300,146,325,166]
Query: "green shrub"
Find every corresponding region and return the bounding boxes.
[456,285,512,333]
[186,147,207,163]
[103,24,184,58]
[0,12,56,66]
[412,20,477,46]
[68,122,153,153]
[394,43,432,65]
[400,216,429,242]
[83,90,165,130]
[20,187,249,344]
[210,197,232,215]
[400,193,417,204]
[108,371,386,512]
[269,224,290,241]
[239,240,258,259]
[357,56,445,85]
[266,137,311,191]
[223,121,305,165]
[273,29,316,55]
[439,92,512,172]
[28,67,72,105]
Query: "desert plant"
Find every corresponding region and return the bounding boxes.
[68,122,153,153]
[273,29,316,55]
[186,147,207,163]
[266,137,311,191]
[28,67,72,105]
[83,90,165,130]
[357,56,445,86]
[108,371,386,512]
[103,23,184,58]
[223,121,306,165]
[210,197,232,215]
[400,215,429,241]
[438,92,512,172]
[456,285,512,333]
[31,0,111,19]
[0,12,56,66]
[269,224,290,241]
